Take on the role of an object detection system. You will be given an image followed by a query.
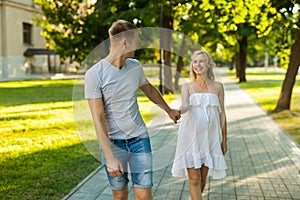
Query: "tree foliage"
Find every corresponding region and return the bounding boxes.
[34,0,299,110]
[34,0,155,63]
[200,0,278,82]
[35,0,102,63]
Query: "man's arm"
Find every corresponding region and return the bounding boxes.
[139,82,180,123]
[87,98,124,176]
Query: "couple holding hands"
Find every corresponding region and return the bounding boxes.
[85,20,227,200]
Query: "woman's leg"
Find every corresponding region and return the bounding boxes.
[187,168,202,200]
[200,165,209,192]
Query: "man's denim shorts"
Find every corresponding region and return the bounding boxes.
[101,136,153,190]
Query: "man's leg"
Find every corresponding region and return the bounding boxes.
[101,141,129,200]
[129,137,153,200]
[112,187,129,200]
[133,188,152,200]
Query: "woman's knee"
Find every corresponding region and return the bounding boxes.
[188,175,201,187]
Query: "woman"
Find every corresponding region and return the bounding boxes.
[172,50,228,200]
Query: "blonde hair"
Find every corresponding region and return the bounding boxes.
[190,50,215,80]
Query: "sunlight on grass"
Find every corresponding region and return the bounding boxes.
[227,70,300,144]
[0,79,76,88]
[0,78,177,199]
[138,93,176,122]
[0,80,77,106]
[0,102,76,157]
[0,80,97,200]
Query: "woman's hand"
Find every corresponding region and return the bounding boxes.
[221,140,227,155]
[168,109,181,124]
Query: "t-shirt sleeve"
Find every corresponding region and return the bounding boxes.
[138,63,148,87]
[84,67,102,99]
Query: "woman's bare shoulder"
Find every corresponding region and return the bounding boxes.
[212,80,224,89]
[182,82,193,89]
[182,82,196,96]
[208,80,224,96]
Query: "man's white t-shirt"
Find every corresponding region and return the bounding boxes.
[85,58,148,139]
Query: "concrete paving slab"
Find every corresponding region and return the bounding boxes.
[64,71,300,200]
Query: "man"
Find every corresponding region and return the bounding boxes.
[85,20,180,200]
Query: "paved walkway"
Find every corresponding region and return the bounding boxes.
[64,72,300,200]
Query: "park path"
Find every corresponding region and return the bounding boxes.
[64,70,300,200]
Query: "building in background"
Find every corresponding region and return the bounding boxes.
[0,0,59,81]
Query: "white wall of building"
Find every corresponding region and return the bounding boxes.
[0,0,46,81]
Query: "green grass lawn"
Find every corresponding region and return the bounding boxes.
[0,79,100,199]
[0,79,174,199]
[227,69,300,144]
[3,69,298,199]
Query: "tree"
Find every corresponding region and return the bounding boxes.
[34,0,107,64]
[273,1,300,111]
[34,0,154,64]
[141,0,195,94]
[160,0,174,94]
[35,0,217,91]
[202,0,278,82]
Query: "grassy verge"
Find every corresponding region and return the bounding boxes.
[0,79,174,199]
[0,79,99,199]
[227,69,300,144]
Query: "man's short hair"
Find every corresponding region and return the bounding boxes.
[109,20,137,41]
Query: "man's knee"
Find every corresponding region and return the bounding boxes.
[112,188,128,200]
[134,188,152,200]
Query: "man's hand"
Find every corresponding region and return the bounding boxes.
[106,157,124,177]
[168,109,181,124]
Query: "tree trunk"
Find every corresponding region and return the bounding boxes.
[275,28,300,111]
[161,10,174,94]
[229,55,235,71]
[163,49,173,94]
[235,52,240,78]
[175,35,186,91]
[97,0,103,8]
[237,36,247,82]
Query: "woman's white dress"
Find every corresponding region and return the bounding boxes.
[172,93,227,179]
